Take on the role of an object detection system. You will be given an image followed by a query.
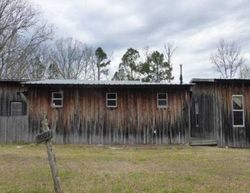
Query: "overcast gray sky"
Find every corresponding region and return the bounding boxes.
[30,0,250,83]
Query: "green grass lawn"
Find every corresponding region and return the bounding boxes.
[1,145,250,193]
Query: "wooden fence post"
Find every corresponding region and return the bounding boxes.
[46,140,63,193]
[36,114,63,193]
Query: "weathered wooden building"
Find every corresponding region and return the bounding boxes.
[190,79,250,147]
[1,78,250,147]
[0,80,28,143]
[23,80,191,144]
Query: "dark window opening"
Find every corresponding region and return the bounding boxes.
[51,91,63,108]
[158,100,167,106]
[106,93,117,108]
[107,93,116,99]
[157,93,168,108]
[233,111,244,126]
[233,96,243,109]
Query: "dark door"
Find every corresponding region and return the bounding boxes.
[190,95,215,139]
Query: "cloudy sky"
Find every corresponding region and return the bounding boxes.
[30,0,250,83]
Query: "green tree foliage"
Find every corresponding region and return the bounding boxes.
[112,68,126,80]
[113,48,140,80]
[140,51,174,82]
[140,56,153,82]
[95,47,110,80]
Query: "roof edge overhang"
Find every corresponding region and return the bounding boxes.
[190,78,250,84]
[22,79,193,88]
[19,80,193,90]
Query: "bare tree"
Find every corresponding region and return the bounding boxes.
[26,43,52,80]
[210,39,244,78]
[0,0,53,79]
[239,64,250,79]
[81,46,96,80]
[49,38,95,79]
[0,0,36,52]
[3,27,52,79]
[164,42,176,67]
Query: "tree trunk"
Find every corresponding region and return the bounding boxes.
[98,65,100,80]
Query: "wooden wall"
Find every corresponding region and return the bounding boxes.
[3,81,250,147]
[191,82,250,147]
[0,116,29,143]
[28,86,191,144]
[0,82,28,143]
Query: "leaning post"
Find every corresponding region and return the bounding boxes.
[36,114,63,193]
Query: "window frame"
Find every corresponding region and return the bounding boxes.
[10,101,25,116]
[157,92,168,108]
[232,94,245,127]
[51,91,63,108]
[106,92,117,108]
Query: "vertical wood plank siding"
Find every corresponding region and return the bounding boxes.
[3,80,250,147]
[191,82,250,147]
[0,83,28,143]
[28,86,191,144]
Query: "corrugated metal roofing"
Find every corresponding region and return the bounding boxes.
[190,78,215,83]
[191,78,250,84]
[23,79,191,86]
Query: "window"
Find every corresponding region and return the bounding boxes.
[232,95,244,127]
[51,91,63,108]
[195,101,199,127]
[157,93,168,108]
[106,93,117,108]
[11,101,24,116]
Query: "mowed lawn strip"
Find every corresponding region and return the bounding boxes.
[1,145,250,193]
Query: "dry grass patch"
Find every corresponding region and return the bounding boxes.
[1,145,250,193]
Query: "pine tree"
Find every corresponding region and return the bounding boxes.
[140,51,174,82]
[95,47,110,80]
[113,48,140,80]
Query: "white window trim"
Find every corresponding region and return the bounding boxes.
[51,91,63,108]
[232,95,245,127]
[157,92,168,108]
[106,92,117,108]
